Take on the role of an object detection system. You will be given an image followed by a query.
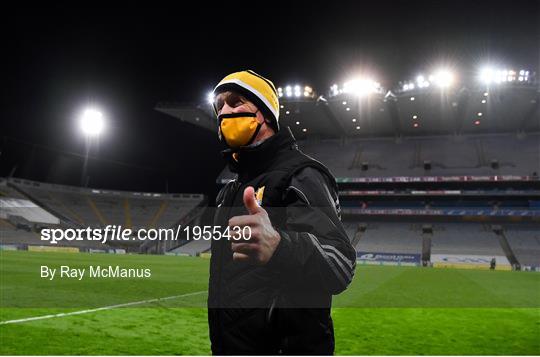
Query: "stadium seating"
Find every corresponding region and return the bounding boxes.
[0,218,39,244]
[0,178,27,200]
[217,133,539,181]
[8,178,205,230]
[430,223,505,256]
[170,239,211,256]
[354,222,423,254]
[1,178,206,252]
[503,224,540,267]
[300,133,539,178]
[0,218,105,249]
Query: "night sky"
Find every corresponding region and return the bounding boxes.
[3,1,539,201]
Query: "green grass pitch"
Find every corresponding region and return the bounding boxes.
[1,250,539,355]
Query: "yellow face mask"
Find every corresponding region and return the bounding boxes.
[218,112,262,148]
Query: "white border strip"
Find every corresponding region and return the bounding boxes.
[0,290,207,325]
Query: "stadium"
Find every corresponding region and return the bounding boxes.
[2,3,539,356]
[2,64,539,355]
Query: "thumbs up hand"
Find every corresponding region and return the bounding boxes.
[228,186,281,265]
[243,186,263,215]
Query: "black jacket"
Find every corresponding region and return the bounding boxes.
[208,127,356,355]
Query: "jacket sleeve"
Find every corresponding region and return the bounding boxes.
[266,166,356,295]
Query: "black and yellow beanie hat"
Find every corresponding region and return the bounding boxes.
[213,70,280,131]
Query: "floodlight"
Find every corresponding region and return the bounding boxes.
[80,109,104,136]
[479,67,495,84]
[285,86,292,97]
[342,78,380,96]
[416,74,430,89]
[433,69,454,88]
[294,85,301,97]
[207,92,214,104]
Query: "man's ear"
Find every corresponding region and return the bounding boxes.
[255,110,266,124]
[255,110,266,125]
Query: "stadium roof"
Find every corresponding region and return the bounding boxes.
[156,82,539,139]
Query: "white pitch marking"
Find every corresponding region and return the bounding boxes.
[0,290,207,325]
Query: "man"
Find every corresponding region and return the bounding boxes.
[208,70,356,355]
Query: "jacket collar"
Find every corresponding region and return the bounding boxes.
[222,126,297,181]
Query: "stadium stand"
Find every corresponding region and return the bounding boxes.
[214,133,539,182]
[355,222,423,254]
[300,133,536,178]
[503,224,540,268]
[209,130,539,263]
[170,239,211,256]
[8,178,205,230]
[430,223,507,256]
[0,177,206,252]
[0,178,27,200]
[1,178,62,247]
[0,218,41,245]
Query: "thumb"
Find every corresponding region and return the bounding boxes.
[243,186,262,215]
